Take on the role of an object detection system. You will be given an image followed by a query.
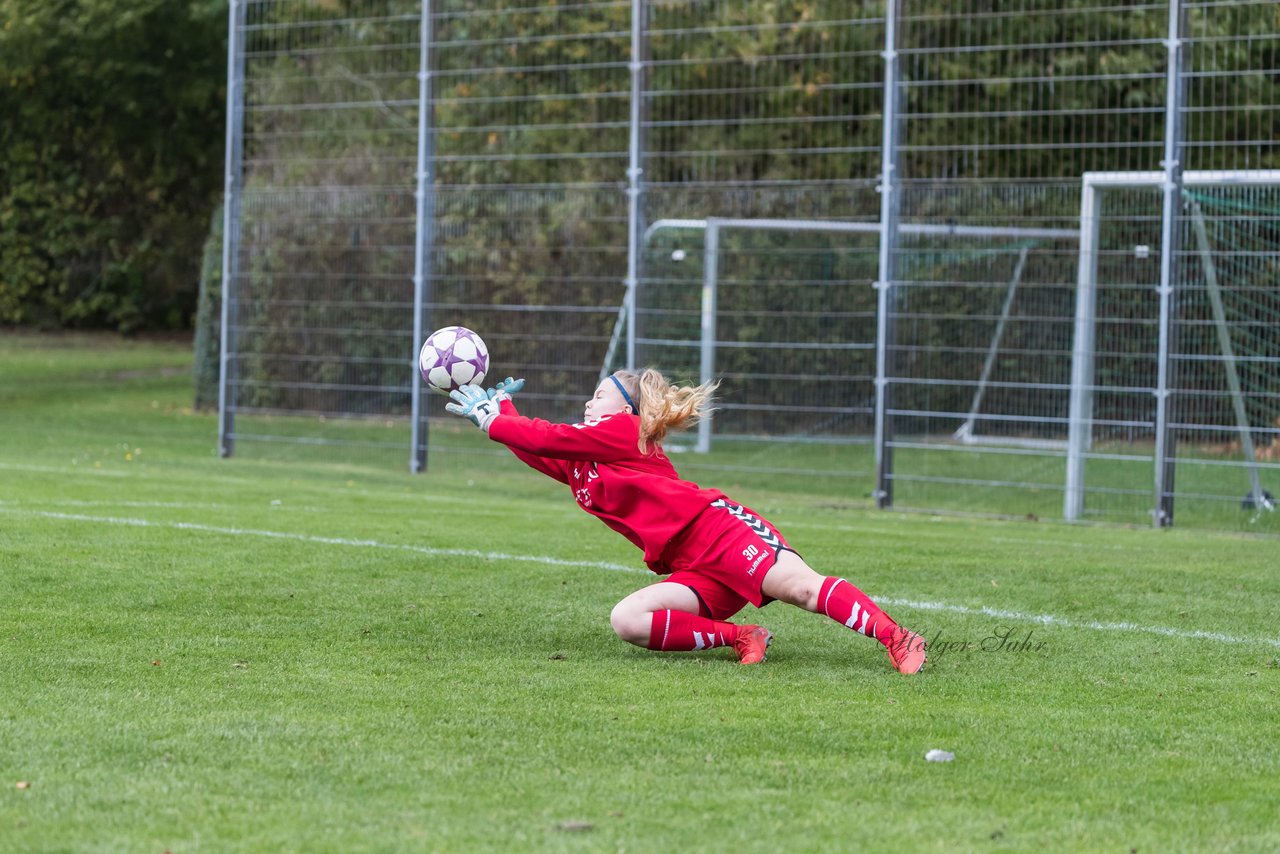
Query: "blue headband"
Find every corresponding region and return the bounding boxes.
[609,374,636,412]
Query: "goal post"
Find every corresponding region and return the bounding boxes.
[1066,170,1280,522]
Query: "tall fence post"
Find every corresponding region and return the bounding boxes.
[218,0,246,459]
[623,0,647,373]
[1153,0,1186,526]
[696,220,720,453]
[873,0,902,509]
[410,0,436,473]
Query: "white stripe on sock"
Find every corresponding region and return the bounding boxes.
[822,578,845,618]
[844,601,861,630]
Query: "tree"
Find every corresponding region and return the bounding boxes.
[0,0,227,331]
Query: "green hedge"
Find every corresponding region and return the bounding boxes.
[0,0,226,332]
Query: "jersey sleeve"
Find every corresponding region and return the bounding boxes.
[492,399,571,483]
[488,407,639,463]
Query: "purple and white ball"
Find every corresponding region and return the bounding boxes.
[419,326,489,393]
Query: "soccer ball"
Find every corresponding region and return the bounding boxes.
[418,326,489,393]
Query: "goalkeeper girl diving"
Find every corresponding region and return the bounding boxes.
[445,370,926,674]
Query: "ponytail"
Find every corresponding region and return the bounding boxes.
[610,369,718,454]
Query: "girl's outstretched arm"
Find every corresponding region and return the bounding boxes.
[447,381,640,463]
[488,409,638,462]
[492,398,571,483]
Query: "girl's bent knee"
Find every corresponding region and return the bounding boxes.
[610,603,650,646]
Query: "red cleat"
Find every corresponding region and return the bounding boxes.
[886,627,927,674]
[733,625,772,665]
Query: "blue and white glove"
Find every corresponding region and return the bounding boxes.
[486,377,525,404]
[446,383,501,432]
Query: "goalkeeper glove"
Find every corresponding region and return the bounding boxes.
[445,384,501,432]
[487,377,525,403]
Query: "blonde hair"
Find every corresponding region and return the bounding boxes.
[611,368,719,454]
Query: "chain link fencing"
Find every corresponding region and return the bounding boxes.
[213,0,1279,530]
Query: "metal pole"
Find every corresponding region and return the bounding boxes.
[1065,180,1102,521]
[696,220,720,453]
[600,302,628,385]
[1188,199,1268,511]
[623,0,646,372]
[873,0,902,509]
[409,0,436,472]
[218,0,247,459]
[954,245,1032,442]
[1153,0,1185,527]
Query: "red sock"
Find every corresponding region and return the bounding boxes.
[648,610,742,651]
[817,577,898,645]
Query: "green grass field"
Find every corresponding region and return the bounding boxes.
[2,332,1279,852]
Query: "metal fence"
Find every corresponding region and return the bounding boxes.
[219,0,1280,530]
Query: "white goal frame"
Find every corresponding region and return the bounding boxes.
[1065,169,1280,521]
[607,217,1080,452]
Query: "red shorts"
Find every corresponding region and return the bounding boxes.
[660,499,794,621]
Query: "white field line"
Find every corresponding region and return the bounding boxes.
[5,505,1280,651]
[2,499,234,510]
[6,461,1273,547]
[0,506,637,573]
[0,462,580,515]
[0,494,1143,549]
[0,462,133,478]
[874,597,1280,650]
[0,498,536,516]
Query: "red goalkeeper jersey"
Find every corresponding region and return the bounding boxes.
[487,399,727,571]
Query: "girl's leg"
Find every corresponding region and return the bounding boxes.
[609,582,700,646]
[760,550,927,674]
[610,581,771,663]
